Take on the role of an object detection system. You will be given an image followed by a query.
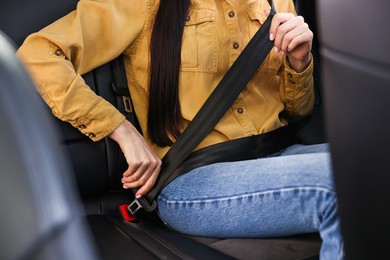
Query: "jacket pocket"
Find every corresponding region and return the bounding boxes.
[180,8,217,73]
[247,10,283,73]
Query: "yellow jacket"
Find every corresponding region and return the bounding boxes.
[18,0,314,159]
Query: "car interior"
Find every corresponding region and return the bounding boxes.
[1,0,388,259]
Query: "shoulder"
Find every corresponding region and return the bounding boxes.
[76,0,154,19]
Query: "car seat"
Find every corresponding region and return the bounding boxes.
[318,0,390,259]
[0,0,324,259]
[0,32,98,260]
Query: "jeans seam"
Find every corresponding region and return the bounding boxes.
[159,186,335,204]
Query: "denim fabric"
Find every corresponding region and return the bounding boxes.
[157,143,344,260]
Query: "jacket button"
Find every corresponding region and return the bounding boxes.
[237,108,244,114]
[228,11,235,18]
[78,124,86,129]
[233,42,239,49]
[87,133,96,138]
[186,16,190,22]
[55,49,62,56]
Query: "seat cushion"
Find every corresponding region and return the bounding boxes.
[87,213,321,260]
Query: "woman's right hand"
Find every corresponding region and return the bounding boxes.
[109,120,162,199]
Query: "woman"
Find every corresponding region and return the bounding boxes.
[18,0,343,258]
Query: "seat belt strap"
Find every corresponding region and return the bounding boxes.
[111,55,142,133]
[159,126,298,192]
[129,0,277,214]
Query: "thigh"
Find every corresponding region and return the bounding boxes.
[278,143,330,156]
[157,152,336,238]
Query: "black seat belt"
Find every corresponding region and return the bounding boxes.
[111,55,142,133]
[124,0,278,215]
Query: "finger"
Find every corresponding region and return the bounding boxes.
[122,169,150,189]
[122,146,156,178]
[122,159,160,193]
[274,16,305,53]
[135,165,161,197]
[286,29,313,54]
[280,22,309,53]
[269,13,296,43]
[123,153,148,177]
[122,153,160,183]
[122,159,152,183]
[122,164,140,178]
[137,157,161,185]
[264,8,271,17]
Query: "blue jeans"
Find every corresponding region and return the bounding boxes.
[157,143,344,260]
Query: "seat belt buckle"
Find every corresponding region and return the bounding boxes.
[119,204,137,222]
[127,197,157,215]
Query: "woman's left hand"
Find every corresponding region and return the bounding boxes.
[268,12,313,73]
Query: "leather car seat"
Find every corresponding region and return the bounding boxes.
[318,0,390,258]
[0,32,98,260]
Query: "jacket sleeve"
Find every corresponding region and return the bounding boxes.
[17,0,149,141]
[279,56,315,122]
[276,0,315,122]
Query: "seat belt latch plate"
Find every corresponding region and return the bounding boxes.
[127,199,142,216]
[127,197,157,216]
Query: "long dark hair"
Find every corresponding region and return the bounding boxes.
[148,0,191,147]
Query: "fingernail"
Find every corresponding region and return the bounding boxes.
[269,33,274,41]
[281,51,285,55]
[123,185,128,189]
[274,47,279,53]
[136,194,142,199]
[121,179,125,183]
